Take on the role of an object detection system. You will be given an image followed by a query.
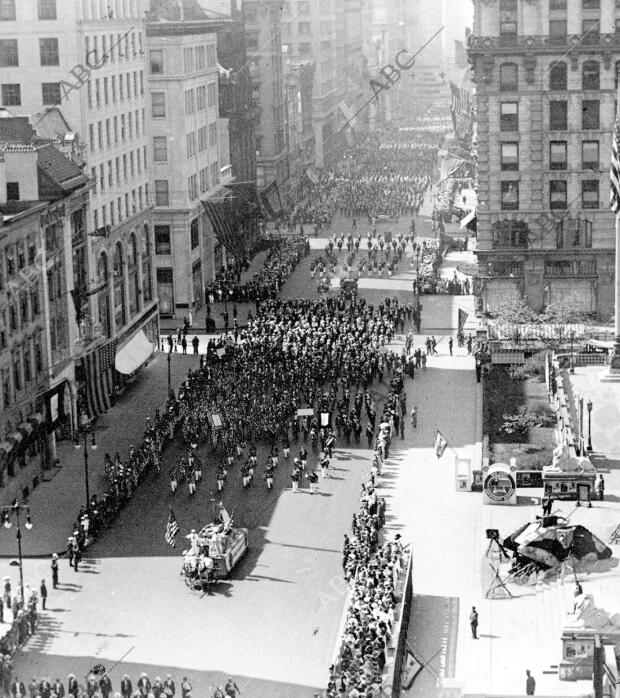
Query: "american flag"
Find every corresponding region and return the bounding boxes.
[610,115,620,214]
[165,508,179,547]
[82,339,117,418]
[434,430,448,459]
[449,81,472,116]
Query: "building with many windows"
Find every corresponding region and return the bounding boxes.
[0,0,158,421]
[147,0,229,318]
[0,126,90,503]
[469,0,617,318]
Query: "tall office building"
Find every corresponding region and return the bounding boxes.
[147,0,230,317]
[0,0,158,421]
[469,0,617,319]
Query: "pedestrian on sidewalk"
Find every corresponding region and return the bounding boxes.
[410,406,417,428]
[469,606,479,639]
[39,581,47,610]
[448,337,453,356]
[181,336,187,354]
[597,473,605,501]
[291,466,300,493]
[525,670,536,695]
[192,336,199,355]
[51,555,58,589]
[307,470,319,494]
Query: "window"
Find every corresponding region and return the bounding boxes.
[199,167,209,192]
[549,62,567,90]
[38,0,56,19]
[582,141,599,170]
[209,122,217,148]
[501,142,518,170]
[207,82,216,107]
[6,182,19,200]
[190,219,199,249]
[198,126,207,151]
[150,49,163,74]
[207,44,216,67]
[184,88,195,115]
[154,180,169,206]
[153,136,167,162]
[549,100,567,129]
[582,19,599,45]
[582,61,600,90]
[39,38,59,66]
[500,102,518,131]
[582,179,599,208]
[186,132,196,159]
[196,45,205,70]
[549,20,567,44]
[499,16,517,46]
[155,225,171,255]
[501,181,519,210]
[582,0,599,8]
[188,174,198,200]
[550,0,566,8]
[582,100,599,129]
[0,0,15,20]
[549,141,567,170]
[299,42,312,56]
[298,0,310,13]
[499,63,518,91]
[298,21,311,34]
[1,83,20,105]
[41,82,61,105]
[550,180,567,209]
[183,47,194,74]
[0,39,18,66]
[197,85,206,110]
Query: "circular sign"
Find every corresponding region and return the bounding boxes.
[484,465,516,503]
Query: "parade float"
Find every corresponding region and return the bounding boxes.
[181,507,248,590]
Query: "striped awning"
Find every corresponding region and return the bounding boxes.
[81,339,117,419]
[7,431,22,443]
[18,422,33,436]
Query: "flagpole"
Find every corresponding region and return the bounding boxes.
[606,84,620,379]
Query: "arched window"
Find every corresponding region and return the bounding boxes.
[582,60,599,90]
[97,252,111,338]
[499,62,518,91]
[550,62,567,91]
[142,223,153,303]
[128,233,140,315]
[113,242,126,329]
[97,252,108,284]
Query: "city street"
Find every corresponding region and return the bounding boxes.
[4,239,478,696]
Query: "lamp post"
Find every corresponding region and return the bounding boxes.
[587,399,593,452]
[569,330,575,373]
[578,395,584,456]
[2,503,33,606]
[415,247,421,312]
[74,414,97,515]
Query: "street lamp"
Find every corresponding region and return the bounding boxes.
[74,414,97,515]
[2,503,33,606]
[587,399,593,452]
[569,330,575,373]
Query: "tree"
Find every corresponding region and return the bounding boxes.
[542,292,584,324]
[494,295,536,325]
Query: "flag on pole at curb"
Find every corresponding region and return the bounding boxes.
[165,508,180,547]
[458,308,469,333]
[435,430,448,459]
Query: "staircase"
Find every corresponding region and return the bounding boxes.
[534,573,574,671]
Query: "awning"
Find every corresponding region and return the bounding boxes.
[115,330,153,375]
[0,442,13,456]
[587,339,614,350]
[18,422,33,436]
[7,431,22,444]
[27,412,44,427]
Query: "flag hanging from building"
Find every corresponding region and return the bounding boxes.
[338,99,358,128]
[81,339,117,419]
[224,181,261,214]
[165,508,180,547]
[610,115,620,214]
[260,180,283,220]
[449,81,472,117]
[434,430,448,459]
[458,308,469,333]
[201,199,245,259]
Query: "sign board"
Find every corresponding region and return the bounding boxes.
[297,408,314,417]
[320,412,330,427]
[216,348,226,358]
[210,414,222,428]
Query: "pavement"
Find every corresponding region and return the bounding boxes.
[3,214,487,697]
